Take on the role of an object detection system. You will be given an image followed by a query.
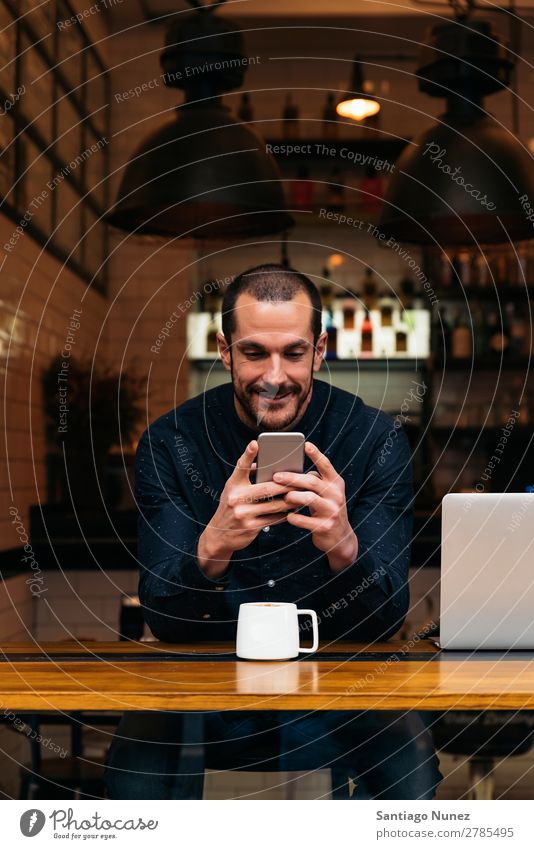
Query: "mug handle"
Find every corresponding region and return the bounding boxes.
[297,609,319,654]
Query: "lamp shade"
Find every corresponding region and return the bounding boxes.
[107,4,292,240]
[379,110,534,245]
[379,19,534,245]
[107,100,292,239]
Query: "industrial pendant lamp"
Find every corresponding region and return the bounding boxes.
[379,9,534,245]
[107,0,292,240]
[336,56,381,122]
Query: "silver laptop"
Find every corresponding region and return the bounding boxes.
[440,492,534,650]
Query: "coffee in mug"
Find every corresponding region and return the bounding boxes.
[236,602,319,660]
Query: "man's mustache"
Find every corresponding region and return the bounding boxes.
[249,384,300,426]
[249,384,299,398]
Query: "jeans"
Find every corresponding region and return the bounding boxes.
[105,709,443,800]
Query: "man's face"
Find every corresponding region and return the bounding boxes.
[218,291,326,431]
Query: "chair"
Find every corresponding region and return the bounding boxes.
[432,711,534,799]
[204,748,353,799]
[198,720,354,799]
[18,713,118,800]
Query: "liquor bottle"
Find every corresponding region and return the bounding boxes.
[450,253,462,288]
[517,246,528,287]
[473,252,490,288]
[206,312,219,354]
[325,308,338,359]
[320,267,334,309]
[433,306,451,361]
[471,302,488,357]
[322,92,339,140]
[411,283,426,311]
[324,166,345,212]
[342,291,357,330]
[360,307,373,356]
[282,93,299,139]
[378,290,396,357]
[457,250,471,288]
[333,282,345,313]
[238,93,254,123]
[399,275,415,310]
[519,395,530,425]
[507,302,526,357]
[490,252,507,286]
[451,310,472,359]
[505,250,518,287]
[378,288,395,327]
[499,306,511,356]
[361,266,378,310]
[197,287,207,313]
[394,317,408,355]
[203,290,220,326]
[501,246,526,288]
[290,165,314,208]
[359,167,384,213]
[438,252,452,288]
[469,252,479,288]
[487,310,510,357]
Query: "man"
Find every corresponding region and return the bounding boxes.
[105,263,442,799]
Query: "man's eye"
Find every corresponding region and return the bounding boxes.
[243,351,265,359]
[286,352,305,359]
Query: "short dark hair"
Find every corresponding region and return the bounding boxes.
[221,263,322,344]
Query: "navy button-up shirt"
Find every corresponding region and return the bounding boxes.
[136,379,413,643]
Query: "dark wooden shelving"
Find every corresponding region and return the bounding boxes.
[190,357,427,371]
[432,356,532,371]
[430,425,533,438]
[433,288,534,301]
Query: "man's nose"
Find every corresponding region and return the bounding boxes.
[262,356,286,386]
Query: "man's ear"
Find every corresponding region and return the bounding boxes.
[217,332,232,372]
[313,331,327,371]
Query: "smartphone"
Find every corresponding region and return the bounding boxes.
[256,432,305,485]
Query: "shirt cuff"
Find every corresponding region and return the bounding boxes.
[178,537,233,592]
[328,540,392,603]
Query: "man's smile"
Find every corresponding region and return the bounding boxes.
[257,391,292,404]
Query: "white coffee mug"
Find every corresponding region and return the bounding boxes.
[236,602,319,660]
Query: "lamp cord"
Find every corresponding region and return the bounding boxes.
[509,0,520,135]
[186,0,228,11]
[411,0,522,136]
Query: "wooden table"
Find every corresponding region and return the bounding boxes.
[2,639,534,712]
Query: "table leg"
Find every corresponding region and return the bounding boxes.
[177,712,206,780]
[467,758,495,800]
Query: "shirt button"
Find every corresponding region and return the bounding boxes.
[202,613,211,619]
[263,526,270,533]
[267,579,275,588]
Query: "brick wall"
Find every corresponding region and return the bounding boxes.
[0,219,108,552]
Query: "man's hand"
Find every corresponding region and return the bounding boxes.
[197,440,291,579]
[273,441,358,573]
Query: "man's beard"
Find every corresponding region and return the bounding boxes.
[230,359,314,432]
